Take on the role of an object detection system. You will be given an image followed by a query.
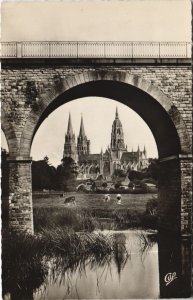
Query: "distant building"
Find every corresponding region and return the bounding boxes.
[63,108,149,179]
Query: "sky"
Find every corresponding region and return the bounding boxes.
[1,0,191,42]
[2,98,158,166]
[1,0,191,166]
[30,99,158,165]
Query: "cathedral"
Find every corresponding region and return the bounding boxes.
[63,108,149,179]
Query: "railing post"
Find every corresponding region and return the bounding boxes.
[16,42,22,58]
[132,42,133,59]
[48,42,51,58]
[186,42,188,58]
[104,42,106,58]
[159,42,161,58]
[77,42,79,58]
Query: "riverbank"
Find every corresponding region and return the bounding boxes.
[32,192,158,231]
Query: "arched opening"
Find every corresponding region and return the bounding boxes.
[4,73,191,237]
[25,79,187,235]
[2,73,192,299]
[30,80,181,159]
[1,130,9,153]
[1,130,10,228]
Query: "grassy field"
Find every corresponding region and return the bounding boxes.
[32,192,158,231]
[33,192,157,214]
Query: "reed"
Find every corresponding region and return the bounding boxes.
[33,207,96,233]
[2,228,117,298]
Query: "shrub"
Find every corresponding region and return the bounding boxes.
[2,230,48,298]
[145,197,158,216]
[102,182,108,188]
[114,182,121,189]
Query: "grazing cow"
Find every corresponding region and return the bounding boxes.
[64,196,76,206]
[104,194,111,202]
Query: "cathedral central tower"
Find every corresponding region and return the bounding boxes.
[110,107,127,158]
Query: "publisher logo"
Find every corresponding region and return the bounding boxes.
[164,272,177,286]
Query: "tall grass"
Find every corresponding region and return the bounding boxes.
[136,230,157,261]
[33,207,96,233]
[2,228,120,299]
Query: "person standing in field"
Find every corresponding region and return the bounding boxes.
[104,194,110,202]
[117,194,122,204]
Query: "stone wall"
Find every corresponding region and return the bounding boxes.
[158,158,181,234]
[158,156,192,235]
[180,157,192,235]
[1,62,192,234]
[1,64,192,152]
[8,160,33,233]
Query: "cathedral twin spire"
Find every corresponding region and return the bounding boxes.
[66,113,74,137]
[115,106,119,119]
[66,113,86,139]
[79,114,86,138]
[64,113,90,160]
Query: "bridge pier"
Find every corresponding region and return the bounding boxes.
[8,158,34,234]
[158,233,192,298]
[158,155,192,236]
[179,155,192,236]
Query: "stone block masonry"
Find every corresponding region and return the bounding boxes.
[8,160,33,234]
[1,60,192,235]
[1,64,192,150]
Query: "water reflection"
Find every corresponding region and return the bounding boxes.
[2,230,192,299]
[34,230,159,299]
[113,233,128,277]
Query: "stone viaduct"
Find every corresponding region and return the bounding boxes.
[1,41,192,236]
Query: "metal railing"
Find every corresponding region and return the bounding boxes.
[1,41,191,58]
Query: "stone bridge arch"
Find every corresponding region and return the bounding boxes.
[17,71,191,158]
[1,108,18,155]
[3,70,192,235]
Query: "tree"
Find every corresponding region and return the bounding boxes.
[44,156,49,164]
[128,159,159,183]
[114,182,121,189]
[32,158,56,190]
[128,170,142,181]
[55,157,78,191]
[146,159,159,180]
[102,182,108,188]
[112,169,125,182]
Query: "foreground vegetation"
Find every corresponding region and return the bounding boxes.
[2,195,157,299]
[2,228,126,299]
[33,202,158,232]
[2,226,157,300]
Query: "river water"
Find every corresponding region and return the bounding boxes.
[3,228,191,299]
[34,230,159,299]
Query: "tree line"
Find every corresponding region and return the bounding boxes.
[1,148,158,194]
[1,149,78,194]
